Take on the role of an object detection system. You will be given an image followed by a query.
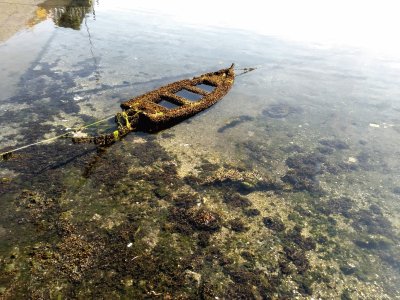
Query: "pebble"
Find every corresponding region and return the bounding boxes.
[348,157,357,163]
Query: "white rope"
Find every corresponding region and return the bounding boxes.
[0,114,115,161]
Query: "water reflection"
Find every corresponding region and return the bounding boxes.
[39,0,94,30]
[0,0,95,42]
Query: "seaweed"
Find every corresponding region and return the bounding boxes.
[392,187,400,195]
[243,208,261,217]
[317,146,334,155]
[263,216,285,232]
[217,115,254,133]
[283,144,303,153]
[262,103,299,119]
[285,226,316,251]
[188,208,222,232]
[197,232,211,248]
[168,207,222,233]
[317,197,353,218]
[318,139,349,150]
[351,209,393,236]
[200,166,279,194]
[283,246,310,274]
[223,192,252,208]
[282,153,325,194]
[172,193,198,209]
[229,218,248,232]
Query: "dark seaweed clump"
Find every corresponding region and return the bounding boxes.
[319,139,349,150]
[167,207,222,235]
[263,216,285,232]
[283,144,304,153]
[262,103,298,119]
[317,146,334,155]
[189,162,278,195]
[223,192,252,208]
[285,225,316,251]
[351,208,393,237]
[283,245,310,274]
[392,187,400,195]
[229,218,248,232]
[241,140,273,167]
[243,208,261,217]
[282,153,326,194]
[171,193,198,208]
[316,197,353,218]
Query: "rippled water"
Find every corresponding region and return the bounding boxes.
[1,1,400,298]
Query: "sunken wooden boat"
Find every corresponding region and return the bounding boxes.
[73,64,235,145]
[121,63,235,132]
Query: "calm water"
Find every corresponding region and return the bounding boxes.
[1,1,400,298]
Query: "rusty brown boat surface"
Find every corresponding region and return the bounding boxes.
[121,63,235,132]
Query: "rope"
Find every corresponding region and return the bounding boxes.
[236,67,257,76]
[0,114,115,161]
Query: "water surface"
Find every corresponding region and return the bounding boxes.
[0,1,399,298]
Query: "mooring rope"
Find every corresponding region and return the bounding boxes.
[236,67,257,76]
[0,114,115,161]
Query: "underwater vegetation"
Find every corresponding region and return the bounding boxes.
[0,97,399,299]
[1,131,398,299]
[282,153,326,194]
[262,103,300,119]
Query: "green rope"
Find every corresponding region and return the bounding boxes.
[0,114,116,161]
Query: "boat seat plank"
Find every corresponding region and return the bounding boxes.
[183,85,209,96]
[161,93,191,106]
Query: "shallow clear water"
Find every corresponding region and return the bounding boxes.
[1,0,400,298]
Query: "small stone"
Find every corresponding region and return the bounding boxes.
[122,277,134,287]
[91,213,102,221]
[348,157,357,163]
[184,270,202,287]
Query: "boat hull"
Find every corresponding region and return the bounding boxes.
[120,64,235,132]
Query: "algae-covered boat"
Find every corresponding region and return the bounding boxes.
[74,64,235,145]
